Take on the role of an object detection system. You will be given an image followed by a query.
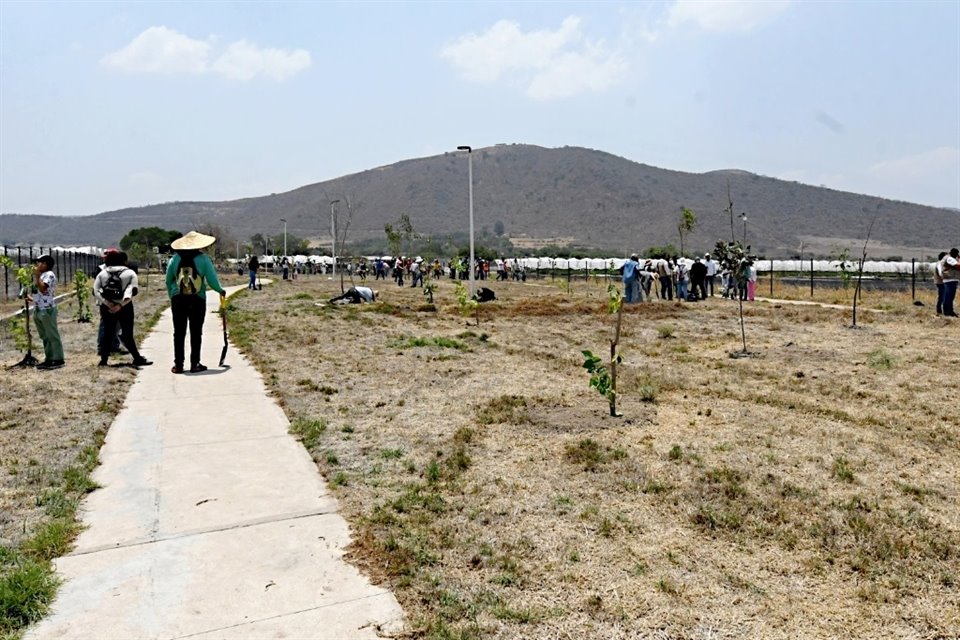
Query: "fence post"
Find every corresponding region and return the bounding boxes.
[567,267,571,286]
[584,265,588,283]
[911,258,916,300]
[770,259,774,297]
[810,258,814,297]
[3,246,8,301]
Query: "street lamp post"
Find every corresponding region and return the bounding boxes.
[740,214,748,246]
[457,145,475,297]
[280,218,287,257]
[330,199,340,279]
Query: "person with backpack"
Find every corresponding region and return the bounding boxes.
[165,231,226,373]
[93,250,152,368]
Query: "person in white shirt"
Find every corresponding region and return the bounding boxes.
[940,248,960,317]
[704,254,718,297]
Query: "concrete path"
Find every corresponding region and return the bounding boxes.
[27,286,404,640]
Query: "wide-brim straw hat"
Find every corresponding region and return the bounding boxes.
[171,231,216,251]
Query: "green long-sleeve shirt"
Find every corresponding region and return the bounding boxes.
[165,253,225,300]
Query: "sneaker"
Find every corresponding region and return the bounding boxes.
[38,360,64,370]
[132,357,153,367]
[98,359,109,367]
[171,365,184,374]
[189,363,208,373]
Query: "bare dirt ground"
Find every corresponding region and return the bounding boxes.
[2,268,955,639]
[224,274,958,640]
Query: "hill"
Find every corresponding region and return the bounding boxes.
[1,144,956,257]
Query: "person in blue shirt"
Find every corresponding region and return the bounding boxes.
[622,254,640,304]
[165,231,226,374]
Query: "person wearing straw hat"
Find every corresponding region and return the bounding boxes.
[165,231,226,373]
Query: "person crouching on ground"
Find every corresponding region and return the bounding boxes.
[93,250,152,368]
[329,286,377,304]
[29,254,65,369]
[165,231,226,373]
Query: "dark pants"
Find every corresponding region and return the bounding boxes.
[171,294,207,368]
[99,303,142,361]
[660,277,673,300]
[692,279,707,300]
[706,275,715,296]
[944,281,958,316]
[936,283,945,314]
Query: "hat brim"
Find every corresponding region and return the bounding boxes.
[171,231,216,251]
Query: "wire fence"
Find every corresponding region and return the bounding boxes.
[2,246,102,301]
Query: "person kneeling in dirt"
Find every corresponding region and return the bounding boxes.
[473,287,497,303]
[329,286,377,304]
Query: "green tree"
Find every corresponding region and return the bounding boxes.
[119,227,182,253]
[677,207,697,257]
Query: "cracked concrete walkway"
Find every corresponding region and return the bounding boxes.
[27,285,404,640]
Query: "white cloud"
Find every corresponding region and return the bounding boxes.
[210,40,311,81]
[441,16,627,100]
[101,26,210,74]
[667,1,791,33]
[101,26,311,81]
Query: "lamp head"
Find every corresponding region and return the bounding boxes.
[457,145,472,152]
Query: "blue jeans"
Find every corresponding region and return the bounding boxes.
[943,281,958,316]
[677,281,688,300]
[249,270,257,289]
[623,279,639,304]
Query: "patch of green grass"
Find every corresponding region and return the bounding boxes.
[36,490,77,519]
[389,336,468,351]
[331,472,348,487]
[668,444,683,461]
[62,466,98,494]
[426,460,442,484]
[381,448,404,459]
[657,324,675,339]
[289,417,327,450]
[0,553,60,634]
[20,520,78,561]
[325,451,340,466]
[832,455,855,483]
[288,292,314,300]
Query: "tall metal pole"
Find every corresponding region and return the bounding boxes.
[280,218,287,257]
[457,145,475,297]
[330,199,340,279]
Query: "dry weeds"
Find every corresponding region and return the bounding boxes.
[226,274,958,639]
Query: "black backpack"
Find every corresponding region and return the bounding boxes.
[101,270,125,301]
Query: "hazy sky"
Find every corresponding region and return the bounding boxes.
[1,0,958,217]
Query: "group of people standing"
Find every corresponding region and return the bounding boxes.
[23,231,225,374]
[621,253,754,304]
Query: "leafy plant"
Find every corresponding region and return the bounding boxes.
[453,281,478,325]
[582,284,625,416]
[713,239,752,355]
[72,269,92,323]
[423,282,436,304]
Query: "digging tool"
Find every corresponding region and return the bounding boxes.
[218,295,228,367]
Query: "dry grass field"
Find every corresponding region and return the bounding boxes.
[1,269,956,639]
[222,274,958,639]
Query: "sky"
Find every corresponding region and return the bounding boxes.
[1,0,958,218]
